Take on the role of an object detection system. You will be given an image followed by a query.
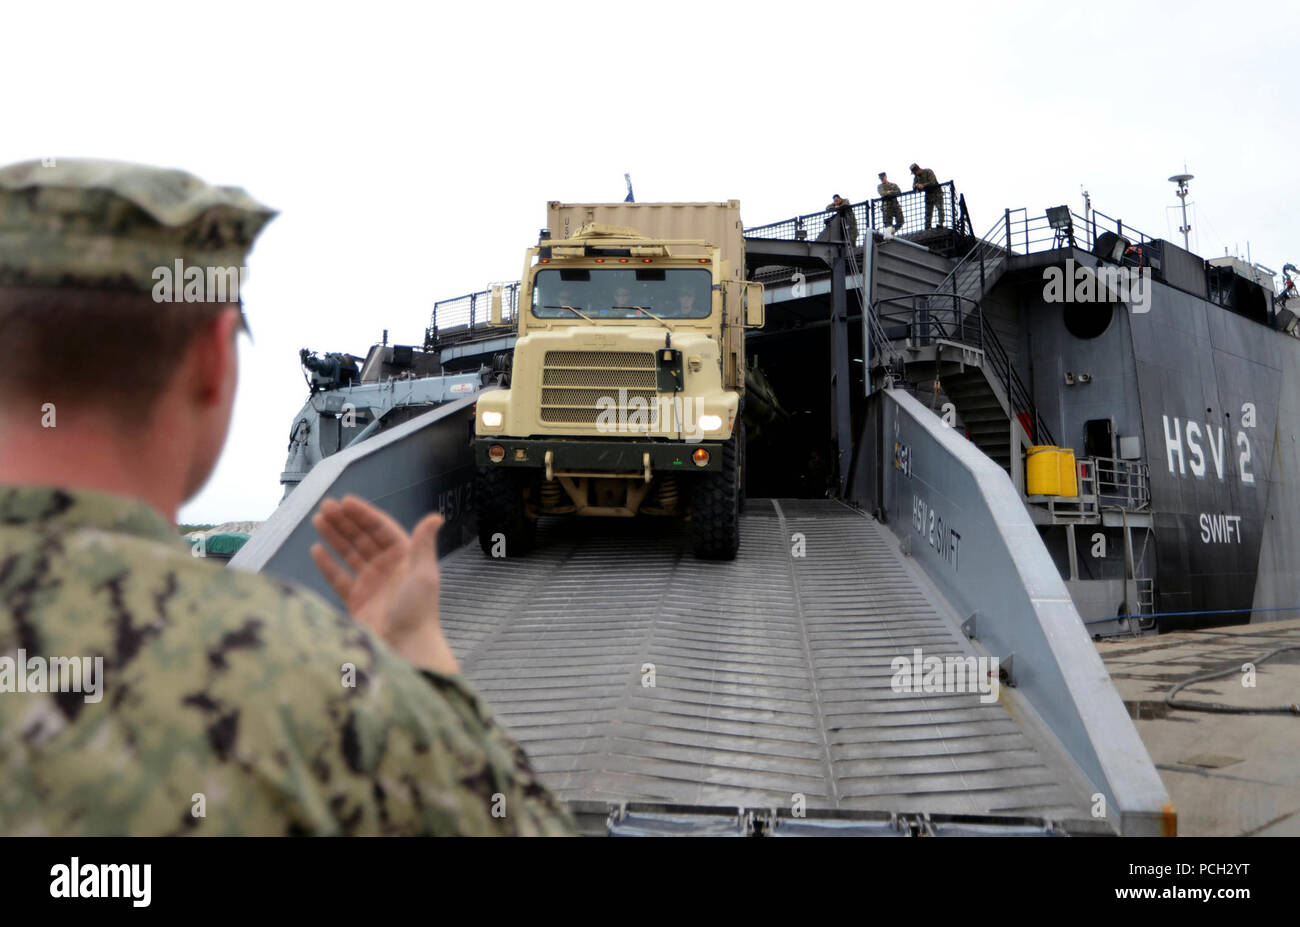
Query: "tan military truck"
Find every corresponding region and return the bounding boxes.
[474,201,764,559]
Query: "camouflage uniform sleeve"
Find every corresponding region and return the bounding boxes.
[226,584,579,837]
[2,530,577,836]
[413,668,576,835]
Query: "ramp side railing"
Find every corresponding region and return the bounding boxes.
[231,396,482,599]
[879,387,1173,836]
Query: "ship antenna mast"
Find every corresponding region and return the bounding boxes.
[1169,169,1194,251]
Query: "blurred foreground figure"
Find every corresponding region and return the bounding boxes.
[0,159,573,836]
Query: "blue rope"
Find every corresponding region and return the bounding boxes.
[1084,604,1300,626]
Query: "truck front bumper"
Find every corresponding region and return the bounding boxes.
[475,437,725,473]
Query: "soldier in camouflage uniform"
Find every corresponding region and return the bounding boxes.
[0,159,575,836]
[877,172,903,232]
[910,163,944,229]
[822,193,858,245]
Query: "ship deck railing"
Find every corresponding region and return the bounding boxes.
[874,293,985,351]
[1091,456,1152,511]
[426,283,520,351]
[421,195,1157,359]
[424,183,978,350]
[875,291,1054,450]
[1001,206,1156,266]
[1026,456,1151,522]
[744,180,972,247]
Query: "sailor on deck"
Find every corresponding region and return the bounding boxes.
[911,162,944,229]
[878,172,904,232]
[824,193,858,245]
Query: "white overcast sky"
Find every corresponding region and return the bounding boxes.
[3,0,1297,523]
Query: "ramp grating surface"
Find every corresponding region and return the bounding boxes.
[439,499,1091,817]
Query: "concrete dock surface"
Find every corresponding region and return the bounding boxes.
[1097,619,1300,837]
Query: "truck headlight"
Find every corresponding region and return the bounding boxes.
[481,411,504,428]
[699,414,723,432]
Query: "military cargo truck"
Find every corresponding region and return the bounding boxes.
[473,201,764,559]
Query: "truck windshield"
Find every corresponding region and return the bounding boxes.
[533,267,712,319]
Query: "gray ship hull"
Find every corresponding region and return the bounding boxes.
[1023,249,1300,631]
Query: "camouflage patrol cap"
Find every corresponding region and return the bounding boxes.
[0,158,276,307]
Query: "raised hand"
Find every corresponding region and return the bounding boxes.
[310,495,460,675]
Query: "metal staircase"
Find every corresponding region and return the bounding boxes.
[941,369,1015,471]
[935,225,1012,309]
[870,216,1054,477]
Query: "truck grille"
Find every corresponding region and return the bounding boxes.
[540,350,659,427]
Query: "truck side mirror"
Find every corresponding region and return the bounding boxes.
[744,281,765,328]
[489,285,504,326]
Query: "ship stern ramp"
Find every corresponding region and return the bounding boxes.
[232,389,1171,836]
[231,393,481,586]
[876,388,1172,835]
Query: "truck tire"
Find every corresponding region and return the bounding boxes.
[476,466,535,557]
[691,433,740,560]
[737,420,747,515]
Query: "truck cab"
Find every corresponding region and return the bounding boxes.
[473,201,763,559]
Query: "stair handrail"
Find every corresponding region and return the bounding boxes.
[935,212,1010,301]
[929,212,1056,447]
[840,229,905,377]
[979,310,1055,446]
[873,293,983,351]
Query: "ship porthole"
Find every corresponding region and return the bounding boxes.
[1063,301,1115,340]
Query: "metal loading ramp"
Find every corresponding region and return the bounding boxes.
[439,499,1096,821]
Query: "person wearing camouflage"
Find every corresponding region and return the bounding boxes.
[910,163,944,229]
[0,159,575,836]
[823,193,858,245]
[877,172,903,232]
